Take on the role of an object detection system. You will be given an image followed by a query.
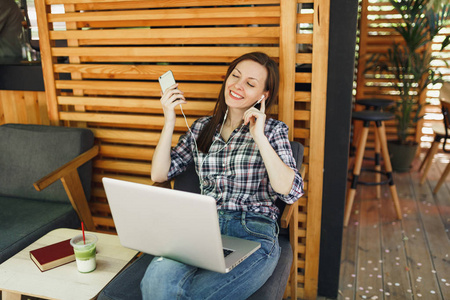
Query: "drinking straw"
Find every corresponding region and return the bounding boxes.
[82,222,86,245]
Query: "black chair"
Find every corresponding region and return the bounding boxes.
[98,141,305,300]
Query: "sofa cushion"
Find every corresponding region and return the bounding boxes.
[0,124,94,203]
[0,196,79,264]
[248,235,293,299]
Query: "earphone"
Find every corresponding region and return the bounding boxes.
[255,95,264,106]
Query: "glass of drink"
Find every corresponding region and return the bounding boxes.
[70,233,97,273]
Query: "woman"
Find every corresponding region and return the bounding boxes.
[142,52,304,299]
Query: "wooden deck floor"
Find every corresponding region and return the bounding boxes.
[337,153,450,300]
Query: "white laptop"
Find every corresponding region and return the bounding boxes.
[102,177,261,273]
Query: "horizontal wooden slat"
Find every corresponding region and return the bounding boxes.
[295,92,311,102]
[296,53,313,64]
[298,212,307,223]
[47,6,280,23]
[298,244,306,254]
[294,110,310,121]
[50,27,280,45]
[100,144,153,160]
[51,47,280,62]
[89,201,110,213]
[52,0,281,9]
[297,13,314,24]
[294,128,310,139]
[297,33,313,44]
[92,173,153,186]
[55,81,221,98]
[92,216,115,227]
[296,72,312,83]
[94,159,151,175]
[57,96,216,114]
[90,128,182,146]
[74,17,279,29]
[59,112,196,129]
[54,64,228,81]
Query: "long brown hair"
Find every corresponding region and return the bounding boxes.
[196,52,280,153]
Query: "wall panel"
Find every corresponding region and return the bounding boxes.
[0,90,49,125]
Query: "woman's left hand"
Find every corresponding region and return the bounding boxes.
[243,99,266,141]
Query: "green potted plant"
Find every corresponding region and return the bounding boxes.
[366,0,449,171]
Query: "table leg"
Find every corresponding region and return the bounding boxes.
[2,291,21,300]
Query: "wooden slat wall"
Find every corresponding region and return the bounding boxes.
[0,90,49,125]
[356,0,450,149]
[34,0,329,298]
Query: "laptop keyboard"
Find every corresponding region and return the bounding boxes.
[223,248,234,257]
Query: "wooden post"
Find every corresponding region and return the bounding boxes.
[34,0,59,125]
[304,0,330,298]
[279,0,297,140]
[64,4,87,128]
[353,0,369,148]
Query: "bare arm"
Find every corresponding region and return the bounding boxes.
[151,84,186,182]
[253,135,296,195]
[244,100,296,195]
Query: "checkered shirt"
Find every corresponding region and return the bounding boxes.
[167,116,304,220]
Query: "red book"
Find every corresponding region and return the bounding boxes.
[30,238,75,272]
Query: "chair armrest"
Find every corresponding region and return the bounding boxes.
[33,145,99,191]
[33,145,99,231]
[280,165,306,229]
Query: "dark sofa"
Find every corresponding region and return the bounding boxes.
[0,123,97,264]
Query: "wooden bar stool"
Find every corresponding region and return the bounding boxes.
[344,110,402,227]
[355,98,394,198]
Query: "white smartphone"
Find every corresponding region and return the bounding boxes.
[158,70,176,93]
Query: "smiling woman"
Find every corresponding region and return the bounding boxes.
[145,52,303,299]
[197,52,279,153]
[225,60,268,111]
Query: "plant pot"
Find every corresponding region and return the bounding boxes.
[387,141,419,172]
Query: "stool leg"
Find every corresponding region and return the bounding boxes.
[420,140,440,184]
[433,161,450,194]
[376,121,402,220]
[344,125,369,227]
[374,127,381,198]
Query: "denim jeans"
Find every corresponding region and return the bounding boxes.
[140,210,281,300]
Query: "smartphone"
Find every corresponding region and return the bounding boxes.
[158,70,176,93]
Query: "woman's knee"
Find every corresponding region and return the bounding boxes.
[140,257,197,300]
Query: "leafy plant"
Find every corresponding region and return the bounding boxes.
[367,0,450,145]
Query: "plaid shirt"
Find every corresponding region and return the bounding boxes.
[168,116,304,220]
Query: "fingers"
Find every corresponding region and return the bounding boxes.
[243,108,265,125]
[161,83,186,109]
[260,97,266,113]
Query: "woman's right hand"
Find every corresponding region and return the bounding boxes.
[160,83,186,125]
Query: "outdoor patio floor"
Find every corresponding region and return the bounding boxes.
[336,153,450,300]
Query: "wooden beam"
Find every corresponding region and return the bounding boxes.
[279,0,297,140]
[34,0,59,125]
[304,0,330,298]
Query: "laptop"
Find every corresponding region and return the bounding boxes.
[102,177,261,273]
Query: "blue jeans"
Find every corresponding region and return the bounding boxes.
[140,210,281,300]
